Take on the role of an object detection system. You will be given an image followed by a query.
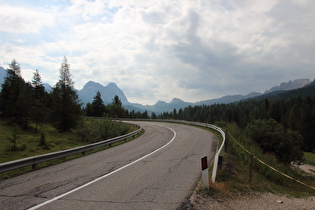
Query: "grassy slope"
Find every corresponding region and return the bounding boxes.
[305,152,315,166]
[0,120,87,164]
[201,124,315,199]
[0,118,138,179]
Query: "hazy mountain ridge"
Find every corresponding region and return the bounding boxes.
[76,78,312,113]
[77,78,312,113]
[142,98,194,113]
[264,79,311,94]
[0,67,312,113]
[195,92,262,106]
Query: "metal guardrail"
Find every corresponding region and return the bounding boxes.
[206,124,225,182]
[0,127,142,173]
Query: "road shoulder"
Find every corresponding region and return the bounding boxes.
[189,190,315,210]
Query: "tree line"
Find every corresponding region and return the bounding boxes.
[155,86,315,163]
[0,57,81,132]
[0,58,149,133]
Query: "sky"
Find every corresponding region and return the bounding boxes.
[0,0,314,105]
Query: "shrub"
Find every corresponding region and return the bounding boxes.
[76,118,131,143]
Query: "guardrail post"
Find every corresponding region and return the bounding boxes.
[82,148,85,156]
[218,156,223,170]
[201,156,209,189]
[224,130,228,152]
[249,154,253,182]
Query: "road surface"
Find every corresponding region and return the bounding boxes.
[0,121,218,209]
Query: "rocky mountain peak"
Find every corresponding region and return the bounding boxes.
[264,79,311,94]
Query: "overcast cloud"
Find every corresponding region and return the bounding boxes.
[0,0,314,104]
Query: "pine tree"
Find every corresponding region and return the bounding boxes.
[108,95,125,118]
[0,59,27,125]
[91,91,105,117]
[50,57,81,132]
[31,69,47,132]
[85,102,92,116]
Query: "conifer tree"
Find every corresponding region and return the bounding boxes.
[31,69,47,132]
[108,95,125,118]
[91,91,105,117]
[50,57,81,132]
[0,59,27,126]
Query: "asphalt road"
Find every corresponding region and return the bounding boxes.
[0,121,218,210]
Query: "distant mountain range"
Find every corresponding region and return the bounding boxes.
[0,66,313,113]
[75,78,314,113]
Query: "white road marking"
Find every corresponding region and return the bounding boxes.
[28,125,176,210]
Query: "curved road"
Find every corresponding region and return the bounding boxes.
[0,121,218,210]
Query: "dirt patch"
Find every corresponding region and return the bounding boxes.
[294,164,315,176]
[190,191,315,210]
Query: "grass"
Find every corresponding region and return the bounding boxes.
[0,120,83,164]
[202,151,315,200]
[199,123,315,199]
[304,152,315,166]
[0,118,140,179]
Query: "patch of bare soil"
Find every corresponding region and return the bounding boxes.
[190,192,315,210]
[295,164,315,176]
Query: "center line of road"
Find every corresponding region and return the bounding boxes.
[28,125,176,210]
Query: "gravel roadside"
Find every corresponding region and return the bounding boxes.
[188,154,315,209]
[190,192,315,210]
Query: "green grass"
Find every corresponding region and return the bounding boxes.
[0,120,84,164]
[203,151,315,200]
[0,118,140,179]
[200,123,315,199]
[305,152,315,166]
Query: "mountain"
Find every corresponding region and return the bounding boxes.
[141,98,194,113]
[77,82,193,113]
[40,77,315,114]
[43,83,52,92]
[264,79,311,94]
[309,79,315,86]
[78,81,128,105]
[196,92,261,106]
[195,79,311,106]
[258,78,315,100]
[0,66,6,85]
[0,68,312,114]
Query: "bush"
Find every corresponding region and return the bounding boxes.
[245,119,304,164]
[76,118,131,143]
[7,125,20,151]
[39,131,49,150]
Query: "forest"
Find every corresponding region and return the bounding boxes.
[156,83,315,163]
[0,58,81,133]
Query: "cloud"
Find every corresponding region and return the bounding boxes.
[0,0,314,104]
[0,4,55,33]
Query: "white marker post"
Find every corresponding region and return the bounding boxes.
[201,156,209,189]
